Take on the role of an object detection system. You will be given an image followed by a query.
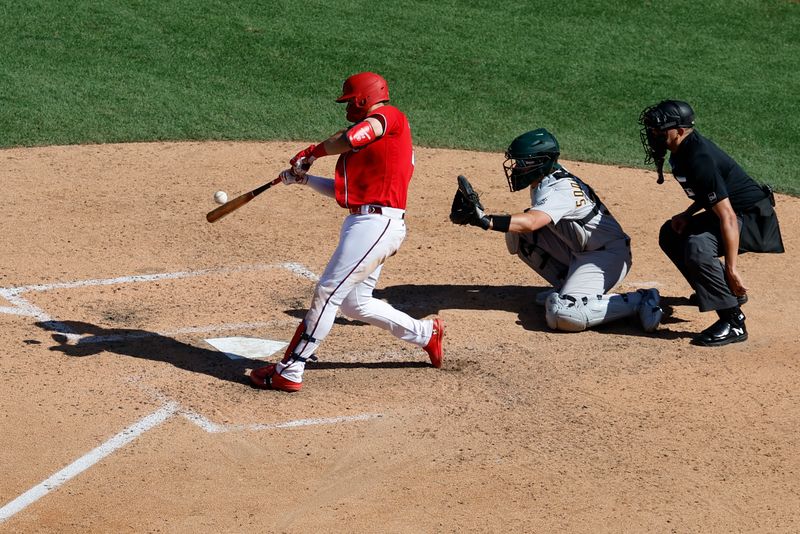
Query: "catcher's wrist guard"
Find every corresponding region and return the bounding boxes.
[488,215,511,232]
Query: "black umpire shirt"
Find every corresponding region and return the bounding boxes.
[668,130,765,213]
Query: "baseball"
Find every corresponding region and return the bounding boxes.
[213,190,228,204]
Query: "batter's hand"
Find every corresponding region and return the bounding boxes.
[290,145,317,174]
[279,168,308,186]
[724,265,748,297]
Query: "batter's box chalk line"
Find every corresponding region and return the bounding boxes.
[0,262,340,523]
[0,398,382,524]
[125,379,385,435]
[0,262,319,344]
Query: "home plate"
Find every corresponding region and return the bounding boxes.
[205,337,287,360]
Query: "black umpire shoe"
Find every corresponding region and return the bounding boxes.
[692,318,748,347]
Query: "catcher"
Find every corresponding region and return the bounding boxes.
[450,128,662,333]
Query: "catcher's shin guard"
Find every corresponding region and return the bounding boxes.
[637,289,663,332]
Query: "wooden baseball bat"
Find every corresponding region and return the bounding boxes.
[206,176,282,223]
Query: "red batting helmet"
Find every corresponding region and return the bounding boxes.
[336,72,389,122]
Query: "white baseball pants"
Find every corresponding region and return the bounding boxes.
[275,210,434,383]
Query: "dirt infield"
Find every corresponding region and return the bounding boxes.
[1,141,799,533]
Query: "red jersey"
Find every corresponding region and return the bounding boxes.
[334,105,414,209]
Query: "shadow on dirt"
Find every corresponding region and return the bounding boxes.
[33,320,432,383]
[34,320,256,385]
[284,309,369,326]
[369,283,699,340]
[373,284,544,320]
[309,360,430,369]
[285,284,546,332]
[33,291,702,382]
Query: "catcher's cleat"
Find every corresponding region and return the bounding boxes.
[692,318,748,347]
[689,293,748,307]
[638,288,663,333]
[423,318,444,368]
[249,364,302,392]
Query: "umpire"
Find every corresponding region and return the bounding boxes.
[639,100,784,347]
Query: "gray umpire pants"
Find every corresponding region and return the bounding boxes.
[658,211,742,312]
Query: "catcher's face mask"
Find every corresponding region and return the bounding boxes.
[503,155,554,192]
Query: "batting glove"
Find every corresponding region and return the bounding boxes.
[280,168,308,186]
[289,145,317,172]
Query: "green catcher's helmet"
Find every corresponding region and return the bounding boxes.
[503,128,560,191]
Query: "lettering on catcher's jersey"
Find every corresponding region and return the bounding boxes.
[570,180,587,207]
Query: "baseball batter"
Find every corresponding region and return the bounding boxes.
[450,128,662,332]
[250,72,444,392]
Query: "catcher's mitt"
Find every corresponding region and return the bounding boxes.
[450,175,490,229]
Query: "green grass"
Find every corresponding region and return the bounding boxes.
[1,0,798,193]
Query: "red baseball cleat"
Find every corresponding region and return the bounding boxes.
[249,364,302,392]
[423,318,444,368]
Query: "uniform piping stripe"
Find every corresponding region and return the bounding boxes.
[342,155,349,207]
[299,218,392,355]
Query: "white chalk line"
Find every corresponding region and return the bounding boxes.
[0,289,52,321]
[0,402,180,524]
[0,262,318,322]
[0,262,319,296]
[0,401,382,524]
[0,262,324,522]
[180,411,383,433]
[126,379,384,435]
[0,263,319,343]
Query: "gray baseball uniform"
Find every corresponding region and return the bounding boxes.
[505,166,657,331]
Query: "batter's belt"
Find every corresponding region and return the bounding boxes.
[348,205,406,219]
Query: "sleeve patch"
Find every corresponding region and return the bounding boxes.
[346,121,377,148]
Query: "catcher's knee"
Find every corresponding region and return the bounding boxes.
[514,233,548,268]
[514,235,567,288]
[544,293,588,332]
